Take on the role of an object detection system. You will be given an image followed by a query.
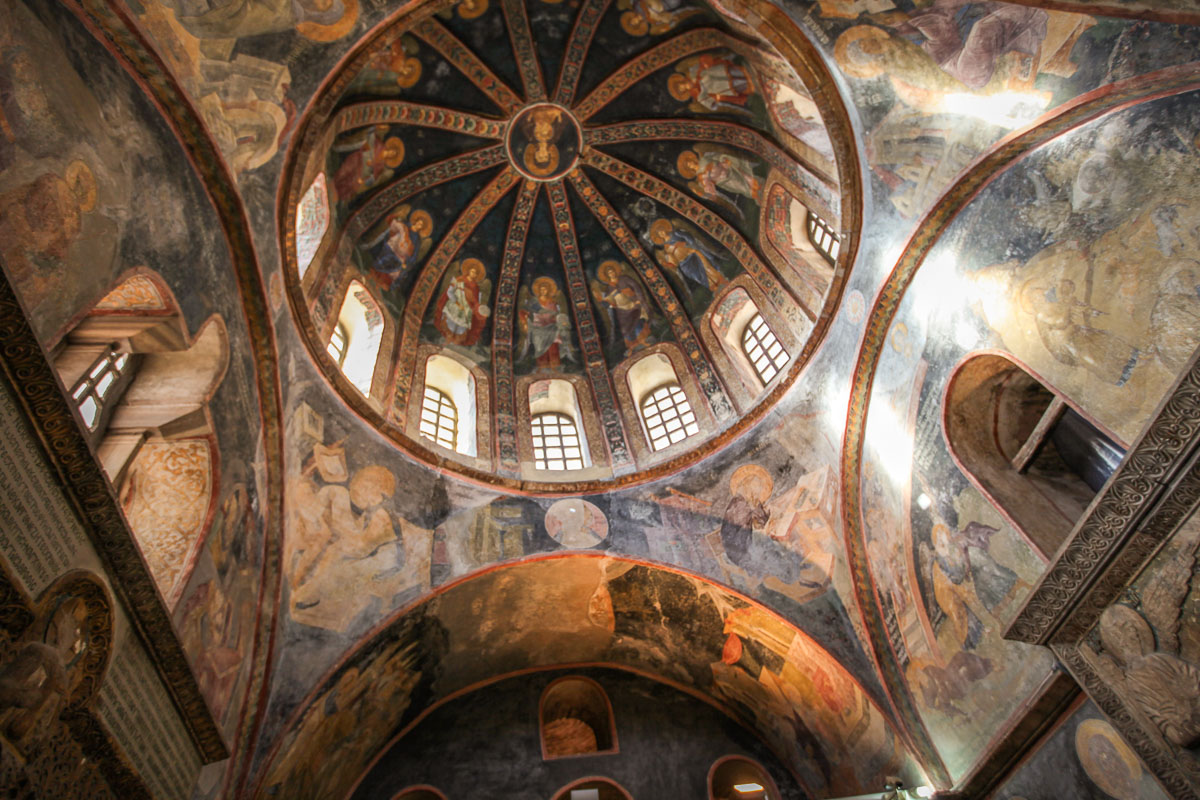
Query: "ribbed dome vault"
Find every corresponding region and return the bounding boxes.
[282,0,852,491]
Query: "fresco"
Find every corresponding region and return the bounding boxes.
[258,555,922,800]
[991,700,1170,800]
[858,90,1200,780]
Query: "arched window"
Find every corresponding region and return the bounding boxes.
[419,386,458,451]
[331,280,384,396]
[708,756,780,800]
[540,677,617,759]
[392,788,447,800]
[550,778,632,800]
[422,354,477,456]
[945,354,1126,557]
[806,210,839,263]
[70,346,135,430]
[528,378,591,471]
[296,172,330,278]
[640,384,698,451]
[741,312,788,385]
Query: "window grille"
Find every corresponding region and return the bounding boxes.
[419,387,458,450]
[327,323,348,366]
[531,412,585,470]
[741,313,788,384]
[640,383,699,451]
[806,211,840,263]
[71,347,131,430]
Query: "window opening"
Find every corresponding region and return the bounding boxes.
[419,387,458,451]
[531,412,585,471]
[640,383,698,451]
[327,323,348,366]
[296,172,330,278]
[71,346,132,430]
[741,313,788,384]
[806,211,840,263]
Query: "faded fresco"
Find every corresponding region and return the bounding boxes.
[859,91,1200,779]
[259,555,921,800]
[0,0,270,755]
[991,700,1170,800]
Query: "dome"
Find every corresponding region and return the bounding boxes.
[282,0,852,491]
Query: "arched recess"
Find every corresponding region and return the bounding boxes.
[708,755,784,800]
[540,676,618,759]
[392,787,447,800]
[51,271,227,603]
[944,353,1124,558]
[254,555,923,800]
[551,777,633,800]
[839,72,1200,786]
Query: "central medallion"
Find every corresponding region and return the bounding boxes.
[506,103,581,181]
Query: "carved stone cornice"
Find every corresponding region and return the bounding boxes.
[1006,346,1200,646]
[1053,643,1200,800]
[0,264,227,762]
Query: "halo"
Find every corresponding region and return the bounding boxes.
[532,276,558,296]
[383,137,406,168]
[649,218,674,242]
[667,72,693,102]
[396,57,422,89]
[676,149,700,179]
[65,160,97,213]
[458,0,488,19]
[523,143,560,177]
[833,26,889,80]
[297,0,359,42]
[409,209,433,235]
[730,464,772,501]
[598,260,622,282]
[1076,719,1140,799]
[460,257,485,277]
[620,10,648,36]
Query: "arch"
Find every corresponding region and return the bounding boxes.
[805,210,839,264]
[539,676,618,759]
[708,755,784,800]
[332,279,385,397]
[391,787,448,800]
[550,777,634,800]
[944,353,1124,558]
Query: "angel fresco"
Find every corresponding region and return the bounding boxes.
[648,217,730,299]
[668,52,756,115]
[0,159,96,293]
[676,145,762,215]
[434,257,492,347]
[518,276,575,370]
[365,206,433,290]
[360,36,422,89]
[163,0,358,41]
[591,260,652,355]
[618,0,703,37]
[331,126,405,201]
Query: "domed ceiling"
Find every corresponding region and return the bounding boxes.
[282,0,852,491]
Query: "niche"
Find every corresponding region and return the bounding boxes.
[539,677,617,759]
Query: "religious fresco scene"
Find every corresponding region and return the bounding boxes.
[0,0,1198,798]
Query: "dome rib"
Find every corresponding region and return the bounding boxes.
[500,0,548,101]
[412,17,523,115]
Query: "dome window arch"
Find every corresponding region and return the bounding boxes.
[295,172,330,279]
[805,210,840,264]
[421,353,477,457]
[741,312,788,385]
[539,676,617,759]
[627,353,700,452]
[392,787,448,800]
[70,346,136,431]
[708,755,781,800]
[330,280,384,396]
[945,353,1126,557]
[528,379,591,472]
[550,778,633,800]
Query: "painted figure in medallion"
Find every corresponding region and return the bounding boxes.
[591,260,652,355]
[677,145,762,215]
[366,206,433,290]
[649,217,729,297]
[331,126,404,200]
[669,52,755,114]
[521,107,567,178]
[618,0,703,36]
[518,276,575,369]
[434,257,492,347]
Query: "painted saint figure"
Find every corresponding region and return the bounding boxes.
[434,257,492,347]
[332,126,404,200]
[677,146,762,214]
[518,276,575,369]
[591,260,652,354]
[521,106,566,178]
[649,218,729,296]
[366,207,433,289]
[618,0,703,36]
[0,159,96,290]
[669,52,755,114]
